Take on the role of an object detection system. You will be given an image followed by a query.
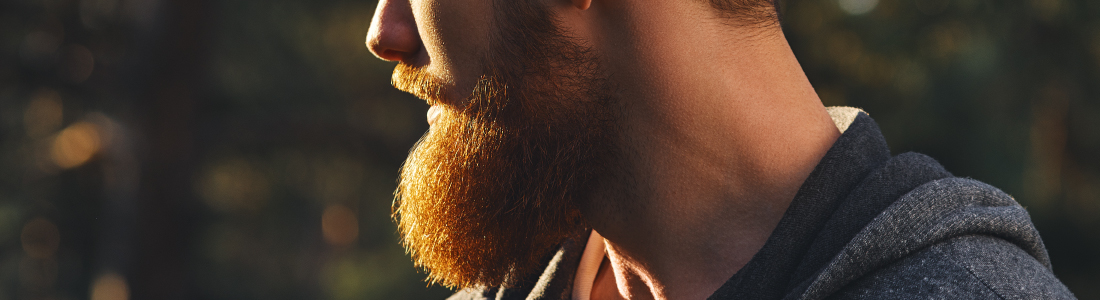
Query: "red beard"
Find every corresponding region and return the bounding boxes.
[391,1,619,289]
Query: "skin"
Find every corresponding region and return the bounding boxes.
[367,0,841,299]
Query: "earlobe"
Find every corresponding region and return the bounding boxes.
[572,0,591,10]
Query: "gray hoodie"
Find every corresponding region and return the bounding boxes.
[447,107,1076,300]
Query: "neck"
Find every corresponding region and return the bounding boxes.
[576,2,841,299]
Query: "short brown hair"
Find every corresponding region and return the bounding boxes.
[706,0,781,27]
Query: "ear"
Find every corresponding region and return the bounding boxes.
[572,0,591,10]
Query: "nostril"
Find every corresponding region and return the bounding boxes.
[379,49,409,62]
[368,31,419,62]
[367,0,420,62]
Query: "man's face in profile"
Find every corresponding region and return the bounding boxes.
[383,0,620,289]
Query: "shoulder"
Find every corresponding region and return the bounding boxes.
[830,235,1076,300]
[794,177,1073,299]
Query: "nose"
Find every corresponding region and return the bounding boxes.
[366,0,421,62]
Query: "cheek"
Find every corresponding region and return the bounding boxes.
[411,0,494,96]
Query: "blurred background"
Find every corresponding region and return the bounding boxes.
[0,0,1096,299]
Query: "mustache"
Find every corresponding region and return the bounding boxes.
[392,63,450,106]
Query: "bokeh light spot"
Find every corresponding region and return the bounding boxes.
[24,89,64,138]
[838,0,878,15]
[20,31,62,61]
[51,121,102,169]
[322,204,358,247]
[90,272,130,300]
[61,44,96,83]
[198,159,271,213]
[21,217,60,259]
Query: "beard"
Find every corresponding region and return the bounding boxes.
[390,0,619,290]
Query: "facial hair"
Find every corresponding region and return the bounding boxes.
[391,0,619,290]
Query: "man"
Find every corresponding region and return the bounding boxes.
[365,0,1076,298]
